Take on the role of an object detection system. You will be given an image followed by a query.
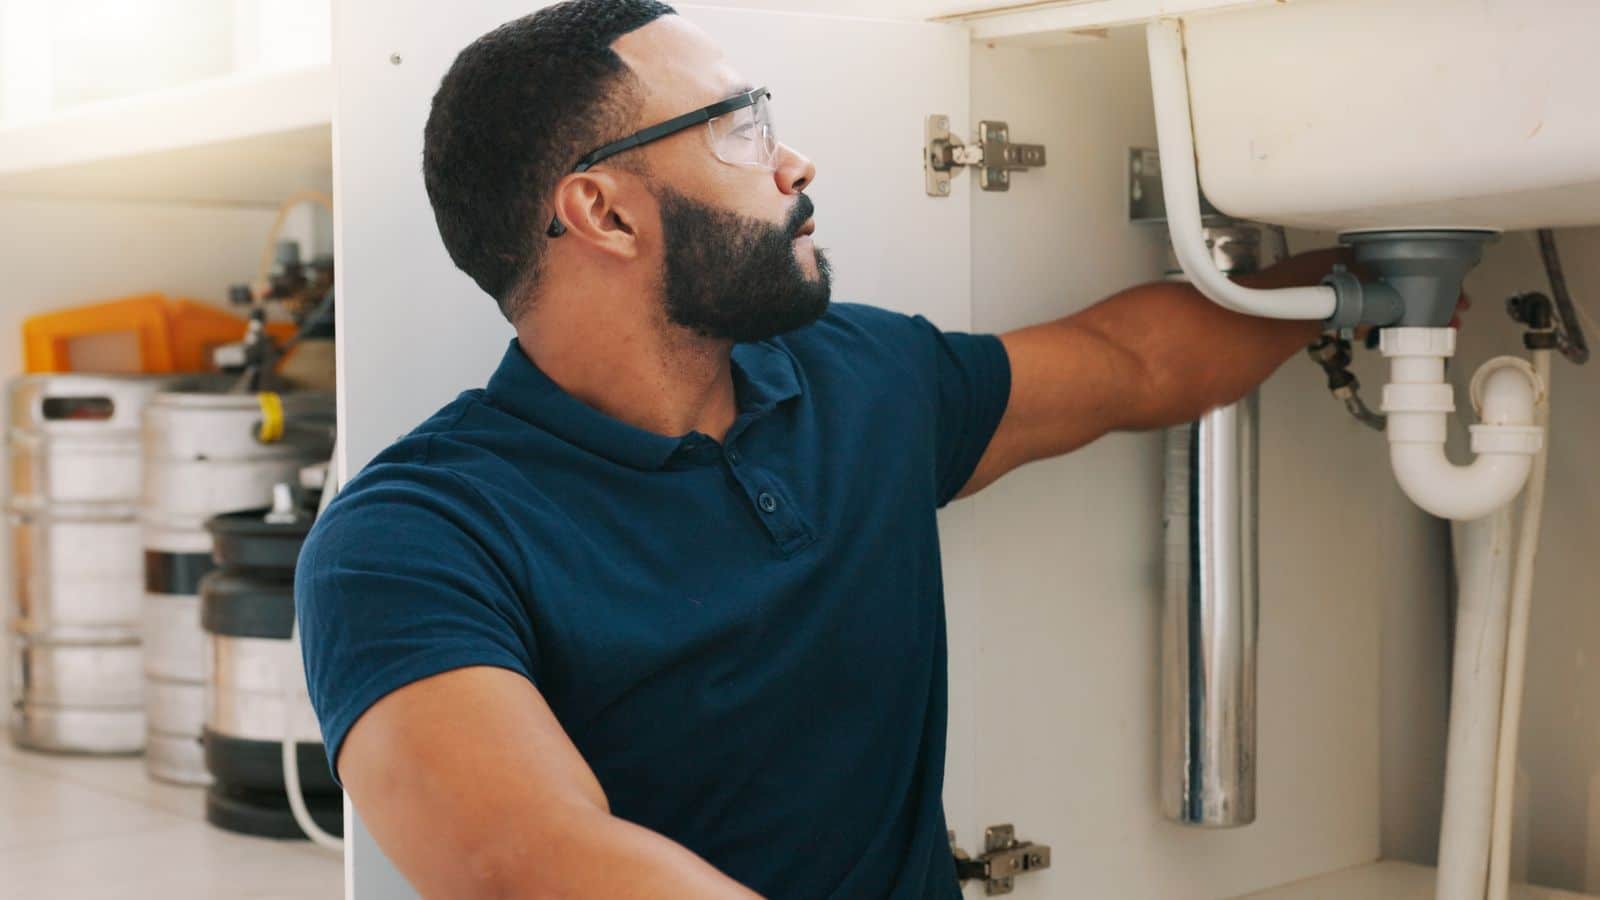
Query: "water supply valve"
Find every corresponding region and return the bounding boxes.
[1506,292,1561,351]
[1307,335,1385,431]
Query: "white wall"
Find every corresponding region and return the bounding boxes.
[967,30,1450,897]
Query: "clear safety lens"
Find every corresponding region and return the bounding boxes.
[707,93,778,169]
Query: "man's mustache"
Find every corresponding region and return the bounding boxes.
[786,193,815,237]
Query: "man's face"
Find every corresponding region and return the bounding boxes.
[655,185,831,343]
[611,17,830,342]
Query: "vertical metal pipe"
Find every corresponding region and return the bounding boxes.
[1160,224,1272,827]
[1161,394,1260,826]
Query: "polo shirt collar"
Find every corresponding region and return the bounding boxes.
[484,338,801,470]
[731,340,801,414]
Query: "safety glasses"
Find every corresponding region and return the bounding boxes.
[548,86,777,237]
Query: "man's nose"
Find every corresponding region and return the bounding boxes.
[774,143,816,194]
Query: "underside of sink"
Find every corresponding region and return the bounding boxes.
[1181,0,1600,231]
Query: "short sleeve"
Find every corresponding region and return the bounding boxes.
[905,315,1012,507]
[294,464,537,781]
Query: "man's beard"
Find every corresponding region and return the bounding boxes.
[656,187,832,343]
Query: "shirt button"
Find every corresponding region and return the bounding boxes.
[727,448,741,464]
[757,492,778,514]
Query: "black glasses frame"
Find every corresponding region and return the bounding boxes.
[547,86,771,238]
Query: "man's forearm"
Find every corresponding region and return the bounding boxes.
[952,249,1350,496]
[1076,249,1340,430]
[504,803,762,900]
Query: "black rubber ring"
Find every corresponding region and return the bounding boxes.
[204,728,339,794]
[200,571,296,639]
[205,783,344,840]
[144,550,216,595]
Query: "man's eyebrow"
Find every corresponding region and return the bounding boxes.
[730,82,756,95]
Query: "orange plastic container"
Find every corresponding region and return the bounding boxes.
[23,294,302,374]
[23,294,177,373]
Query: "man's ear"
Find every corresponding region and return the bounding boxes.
[550,172,641,258]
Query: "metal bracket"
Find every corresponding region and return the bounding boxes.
[926,116,1047,197]
[950,824,1053,895]
[1128,146,1225,223]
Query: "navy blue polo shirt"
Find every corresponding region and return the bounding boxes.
[296,302,1010,899]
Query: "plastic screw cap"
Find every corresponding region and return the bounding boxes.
[1381,383,1456,415]
[1380,327,1456,358]
[1469,425,1543,455]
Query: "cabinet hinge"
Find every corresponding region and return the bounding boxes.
[926,116,1047,196]
[949,824,1053,895]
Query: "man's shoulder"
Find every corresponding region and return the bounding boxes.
[771,302,934,381]
[322,390,532,528]
[350,388,495,469]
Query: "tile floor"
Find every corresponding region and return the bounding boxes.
[0,736,343,899]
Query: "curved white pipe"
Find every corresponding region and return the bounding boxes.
[1389,445,1533,523]
[1487,349,1553,900]
[1145,19,1337,321]
[283,645,345,852]
[1380,329,1543,521]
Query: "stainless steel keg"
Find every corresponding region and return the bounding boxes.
[7,375,173,754]
[140,386,332,784]
[201,495,341,838]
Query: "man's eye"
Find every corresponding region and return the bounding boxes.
[730,123,756,140]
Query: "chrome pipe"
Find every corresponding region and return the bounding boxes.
[1159,224,1273,827]
[1161,395,1259,826]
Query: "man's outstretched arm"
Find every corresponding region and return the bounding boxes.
[955,249,1343,498]
[340,666,762,900]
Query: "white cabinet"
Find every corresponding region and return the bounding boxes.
[0,65,332,207]
[331,4,1442,897]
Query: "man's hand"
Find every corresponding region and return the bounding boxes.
[955,250,1342,499]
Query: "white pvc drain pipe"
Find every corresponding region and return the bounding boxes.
[1487,349,1554,900]
[1380,329,1543,521]
[1144,18,1336,322]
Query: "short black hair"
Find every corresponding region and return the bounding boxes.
[423,0,677,322]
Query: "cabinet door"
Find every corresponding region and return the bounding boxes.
[332,4,974,897]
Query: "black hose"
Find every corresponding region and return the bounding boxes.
[1536,229,1590,365]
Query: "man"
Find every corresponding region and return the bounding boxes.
[296,2,1345,897]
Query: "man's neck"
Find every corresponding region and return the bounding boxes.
[514,299,739,443]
